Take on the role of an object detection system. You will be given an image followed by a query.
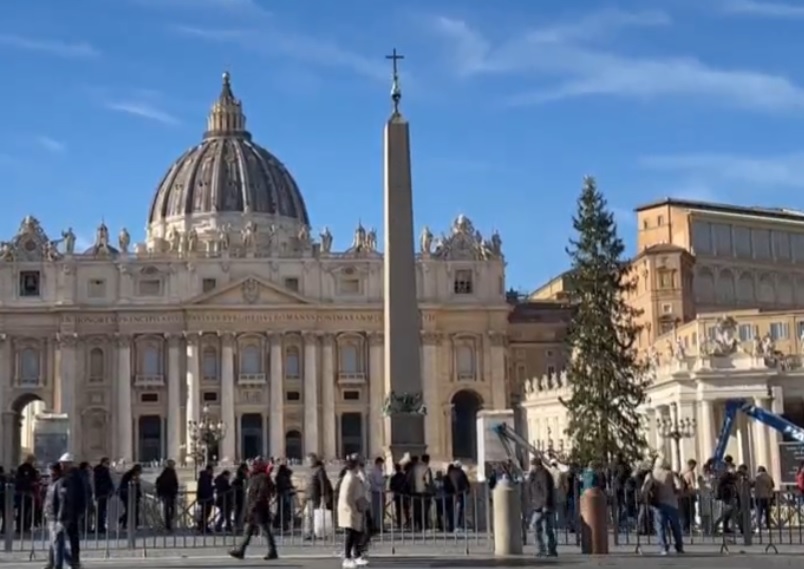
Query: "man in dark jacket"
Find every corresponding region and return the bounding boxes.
[228,461,278,560]
[525,458,557,557]
[58,453,86,568]
[196,465,215,532]
[44,463,68,569]
[155,460,179,532]
[118,464,142,530]
[92,458,114,533]
[303,453,333,539]
[15,454,39,532]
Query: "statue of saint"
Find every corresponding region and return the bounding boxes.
[320,227,333,254]
[186,227,198,253]
[420,226,433,255]
[118,228,130,254]
[61,228,76,255]
[95,223,109,253]
[366,228,377,251]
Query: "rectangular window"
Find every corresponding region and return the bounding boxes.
[137,279,162,296]
[284,277,299,292]
[738,324,756,342]
[202,392,218,403]
[343,390,360,401]
[140,393,159,403]
[286,390,301,402]
[202,278,217,293]
[773,231,791,260]
[19,271,41,297]
[691,221,712,254]
[733,226,751,258]
[752,229,772,259]
[87,278,106,298]
[454,269,473,294]
[770,322,789,340]
[339,278,361,295]
[797,321,804,340]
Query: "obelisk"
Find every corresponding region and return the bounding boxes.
[382,48,426,461]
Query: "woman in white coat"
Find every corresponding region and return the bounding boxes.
[338,458,368,567]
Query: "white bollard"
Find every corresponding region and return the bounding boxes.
[492,476,523,556]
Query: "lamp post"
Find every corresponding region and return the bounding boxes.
[187,404,227,477]
[657,404,696,471]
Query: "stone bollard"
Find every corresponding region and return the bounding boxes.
[580,487,608,554]
[492,476,523,556]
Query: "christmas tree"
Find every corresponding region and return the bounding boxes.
[560,176,649,465]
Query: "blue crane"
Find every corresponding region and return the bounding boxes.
[713,398,804,467]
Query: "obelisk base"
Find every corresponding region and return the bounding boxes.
[384,414,426,464]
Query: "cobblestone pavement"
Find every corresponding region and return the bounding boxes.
[3,544,804,568]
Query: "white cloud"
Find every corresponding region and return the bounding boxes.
[0,34,99,58]
[640,152,804,189]
[171,24,387,82]
[429,11,804,112]
[133,0,270,18]
[35,136,65,153]
[720,0,804,18]
[105,101,180,125]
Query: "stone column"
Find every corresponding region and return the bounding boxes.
[368,332,384,459]
[752,396,770,471]
[420,333,440,457]
[0,335,12,468]
[167,334,182,461]
[220,333,236,463]
[321,333,337,460]
[303,332,319,456]
[488,332,507,410]
[116,335,133,462]
[57,333,78,445]
[653,405,666,459]
[269,333,284,458]
[769,386,784,482]
[185,334,201,462]
[698,399,715,462]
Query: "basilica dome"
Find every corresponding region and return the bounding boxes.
[147,73,310,230]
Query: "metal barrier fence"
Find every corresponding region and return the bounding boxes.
[3,481,804,559]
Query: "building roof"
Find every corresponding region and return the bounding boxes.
[147,72,310,228]
[508,300,574,324]
[634,198,804,223]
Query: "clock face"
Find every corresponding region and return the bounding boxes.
[24,240,36,252]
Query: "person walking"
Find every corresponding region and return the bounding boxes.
[43,463,69,569]
[155,460,179,532]
[642,457,684,555]
[228,460,278,561]
[524,457,557,557]
[338,458,368,568]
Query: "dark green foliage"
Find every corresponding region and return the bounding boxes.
[560,177,649,466]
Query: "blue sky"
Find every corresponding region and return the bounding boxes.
[0,0,802,291]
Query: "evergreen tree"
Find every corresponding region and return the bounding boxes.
[560,176,649,466]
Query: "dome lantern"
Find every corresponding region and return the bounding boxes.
[205,71,249,139]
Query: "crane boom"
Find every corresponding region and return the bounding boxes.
[713,398,804,466]
[490,423,567,478]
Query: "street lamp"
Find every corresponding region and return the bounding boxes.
[187,404,227,476]
[657,404,696,471]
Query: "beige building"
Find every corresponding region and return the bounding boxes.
[524,199,804,483]
[0,73,531,468]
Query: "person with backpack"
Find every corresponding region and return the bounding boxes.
[713,456,739,534]
[641,457,684,555]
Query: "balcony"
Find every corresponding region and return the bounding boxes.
[337,371,366,385]
[135,374,164,387]
[457,371,475,381]
[238,373,266,386]
[17,376,42,388]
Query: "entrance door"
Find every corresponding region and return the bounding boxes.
[341,413,363,458]
[138,415,162,462]
[241,414,263,460]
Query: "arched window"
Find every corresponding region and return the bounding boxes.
[456,344,475,379]
[142,345,161,376]
[285,346,300,378]
[202,347,219,380]
[240,345,261,375]
[89,347,105,381]
[339,344,359,374]
[20,348,40,384]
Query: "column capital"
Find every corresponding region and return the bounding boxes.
[302,330,320,343]
[368,331,384,346]
[114,333,133,348]
[420,331,441,346]
[56,333,78,348]
[219,331,236,347]
[166,333,184,347]
[320,332,336,346]
[487,331,507,347]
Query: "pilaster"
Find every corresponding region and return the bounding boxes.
[421,332,441,458]
[303,332,319,456]
[166,333,182,461]
[220,332,236,463]
[269,332,284,458]
[185,333,201,463]
[321,333,337,459]
[55,333,78,446]
[115,334,133,462]
[488,331,507,410]
[368,332,384,458]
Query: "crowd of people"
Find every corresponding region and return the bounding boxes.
[519,452,789,557]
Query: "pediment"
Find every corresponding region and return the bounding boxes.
[187,276,313,306]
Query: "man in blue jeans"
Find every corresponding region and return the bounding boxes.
[642,457,684,555]
[525,458,558,557]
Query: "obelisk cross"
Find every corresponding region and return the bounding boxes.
[385,48,405,114]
